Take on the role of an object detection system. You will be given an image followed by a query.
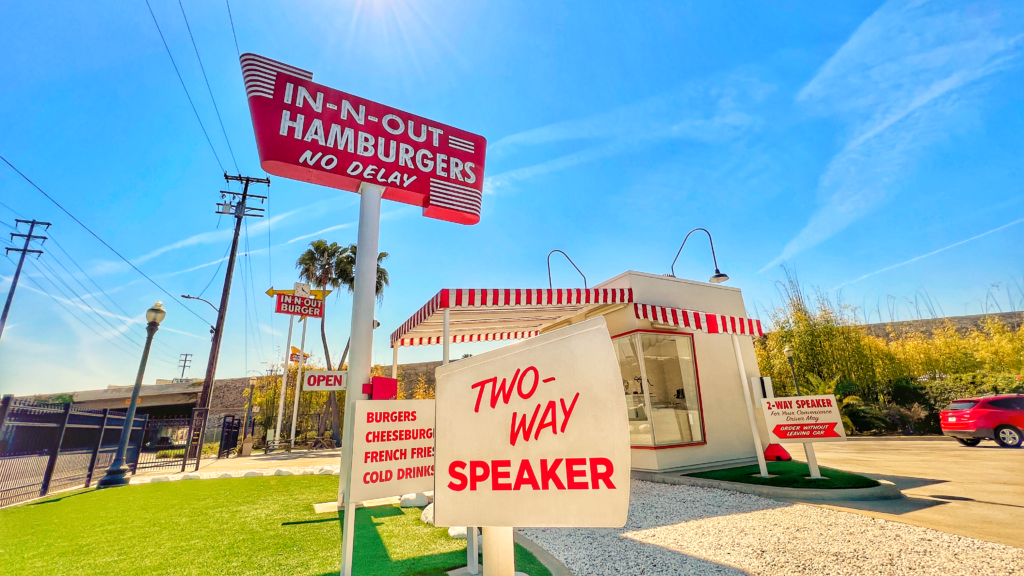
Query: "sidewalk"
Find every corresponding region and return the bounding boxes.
[135,449,343,476]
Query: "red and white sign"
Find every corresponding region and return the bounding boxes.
[275,293,323,318]
[762,395,847,443]
[302,370,346,392]
[350,400,436,502]
[241,53,486,225]
[433,317,630,528]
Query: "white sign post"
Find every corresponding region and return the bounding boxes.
[350,399,436,502]
[434,317,630,576]
[762,394,847,478]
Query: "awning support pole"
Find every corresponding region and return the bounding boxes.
[732,333,769,477]
[391,345,399,380]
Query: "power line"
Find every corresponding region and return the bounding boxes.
[0,153,211,325]
[225,0,241,57]
[33,254,178,366]
[143,0,225,173]
[243,218,266,360]
[20,266,139,360]
[33,256,146,352]
[198,241,232,298]
[46,231,178,357]
[177,0,239,174]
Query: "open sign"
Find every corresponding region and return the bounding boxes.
[302,370,347,391]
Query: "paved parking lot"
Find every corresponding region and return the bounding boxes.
[781,437,1024,548]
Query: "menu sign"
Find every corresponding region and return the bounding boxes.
[349,400,436,502]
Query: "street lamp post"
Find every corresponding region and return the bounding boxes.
[784,345,802,395]
[783,344,822,478]
[98,301,166,488]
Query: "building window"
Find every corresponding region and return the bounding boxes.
[613,331,704,447]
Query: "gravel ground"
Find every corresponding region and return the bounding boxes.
[519,480,1024,576]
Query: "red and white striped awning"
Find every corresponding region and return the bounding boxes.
[633,303,764,337]
[391,288,633,347]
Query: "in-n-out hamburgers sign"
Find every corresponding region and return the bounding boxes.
[241,53,486,225]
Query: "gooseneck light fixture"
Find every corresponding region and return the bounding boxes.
[669,228,729,283]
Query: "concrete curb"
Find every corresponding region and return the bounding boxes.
[632,470,904,502]
[514,531,575,576]
[844,436,953,442]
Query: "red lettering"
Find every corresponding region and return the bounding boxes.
[366,412,374,423]
[510,404,541,446]
[559,393,580,433]
[513,460,540,491]
[491,460,512,491]
[448,461,467,491]
[469,460,489,490]
[471,377,494,413]
[410,410,417,422]
[517,366,539,399]
[540,458,565,490]
[566,458,588,489]
[491,369,520,409]
[534,400,558,440]
[590,458,615,489]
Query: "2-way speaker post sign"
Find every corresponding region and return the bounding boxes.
[434,317,630,532]
[241,53,486,576]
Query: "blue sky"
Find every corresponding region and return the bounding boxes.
[2,0,1022,396]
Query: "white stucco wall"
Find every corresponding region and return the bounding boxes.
[597,271,764,472]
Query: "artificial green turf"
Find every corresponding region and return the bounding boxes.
[689,460,880,489]
[0,475,552,576]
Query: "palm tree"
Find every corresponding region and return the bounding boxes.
[335,244,390,367]
[296,240,389,444]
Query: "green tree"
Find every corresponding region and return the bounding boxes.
[297,240,351,443]
[296,240,390,443]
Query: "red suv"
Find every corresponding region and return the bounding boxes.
[940,394,1024,448]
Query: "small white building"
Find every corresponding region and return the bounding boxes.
[390,271,768,473]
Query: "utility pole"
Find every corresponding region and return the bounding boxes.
[178,353,192,378]
[192,174,269,453]
[1,219,51,346]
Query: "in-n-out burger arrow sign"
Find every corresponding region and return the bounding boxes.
[275,293,324,318]
[241,53,486,225]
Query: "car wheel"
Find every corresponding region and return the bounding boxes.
[955,437,982,447]
[995,425,1023,448]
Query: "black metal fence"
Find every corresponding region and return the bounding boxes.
[0,395,147,508]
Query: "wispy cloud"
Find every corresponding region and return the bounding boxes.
[484,74,773,195]
[133,209,298,265]
[287,222,356,244]
[763,0,1024,271]
[833,215,1024,290]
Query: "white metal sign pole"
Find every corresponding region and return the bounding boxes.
[275,314,295,444]
[804,444,822,478]
[732,334,769,477]
[291,317,308,447]
[442,309,480,573]
[339,182,384,576]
